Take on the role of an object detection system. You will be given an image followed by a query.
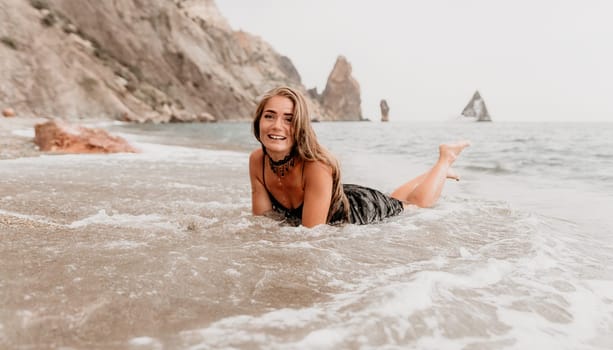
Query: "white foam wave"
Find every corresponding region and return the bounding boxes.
[128,336,162,349]
[367,258,513,319]
[290,328,348,349]
[255,308,325,329]
[183,307,326,348]
[495,279,611,350]
[68,209,177,230]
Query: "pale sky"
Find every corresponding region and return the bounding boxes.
[217,0,613,122]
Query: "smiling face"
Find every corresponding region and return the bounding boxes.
[258,95,295,160]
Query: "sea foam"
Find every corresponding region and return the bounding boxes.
[68,209,178,230]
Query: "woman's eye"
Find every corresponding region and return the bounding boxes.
[263,114,273,119]
[284,117,292,123]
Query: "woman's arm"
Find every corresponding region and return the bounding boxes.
[249,149,273,215]
[302,161,334,228]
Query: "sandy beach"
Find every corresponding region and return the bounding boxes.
[0,117,46,160]
[1,121,612,348]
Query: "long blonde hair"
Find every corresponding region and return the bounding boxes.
[253,86,349,223]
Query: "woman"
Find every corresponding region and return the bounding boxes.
[249,86,470,228]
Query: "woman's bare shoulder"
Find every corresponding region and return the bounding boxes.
[249,148,264,174]
[303,159,333,176]
[249,148,264,162]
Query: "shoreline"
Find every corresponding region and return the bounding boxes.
[0,117,48,160]
[0,117,145,161]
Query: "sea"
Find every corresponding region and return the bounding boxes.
[1,121,612,349]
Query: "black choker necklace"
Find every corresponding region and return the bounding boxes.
[266,148,296,177]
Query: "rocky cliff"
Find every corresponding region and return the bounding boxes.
[0,0,360,122]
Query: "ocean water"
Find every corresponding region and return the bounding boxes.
[1,121,612,349]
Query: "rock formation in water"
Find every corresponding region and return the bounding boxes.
[380,99,390,122]
[34,119,138,153]
[461,90,492,122]
[0,0,358,122]
[317,56,363,121]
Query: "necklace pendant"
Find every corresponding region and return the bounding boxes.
[267,148,296,178]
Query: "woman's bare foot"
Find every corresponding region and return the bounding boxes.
[447,168,460,181]
[439,140,471,164]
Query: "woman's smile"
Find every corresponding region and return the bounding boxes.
[267,134,287,141]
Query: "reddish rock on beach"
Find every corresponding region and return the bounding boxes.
[2,108,16,117]
[34,119,139,154]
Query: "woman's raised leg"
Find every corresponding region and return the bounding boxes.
[391,141,470,208]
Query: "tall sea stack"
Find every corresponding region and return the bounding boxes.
[320,56,363,121]
[380,99,390,122]
[461,90,492,122]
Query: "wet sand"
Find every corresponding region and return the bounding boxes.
[0,117,45,252]
[0,117,45,160]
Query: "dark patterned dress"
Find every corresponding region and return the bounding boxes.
[331,184,404,225]
[266,183,404,225]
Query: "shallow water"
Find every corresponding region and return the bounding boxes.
[1,122,612,349]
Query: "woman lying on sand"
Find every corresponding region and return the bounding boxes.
[249,86,470,227]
